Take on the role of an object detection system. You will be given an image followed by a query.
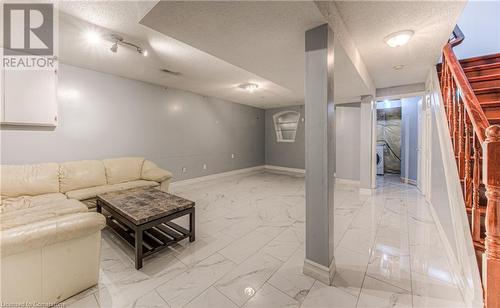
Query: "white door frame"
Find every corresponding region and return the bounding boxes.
[374,92,426,189]
[417,92,432,199]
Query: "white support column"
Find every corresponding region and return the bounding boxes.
[360,95,376,193]
[303,24,336,285]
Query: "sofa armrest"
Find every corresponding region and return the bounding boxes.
[141,160,173,183]
[1,212,105,257]
[159,179,171,192]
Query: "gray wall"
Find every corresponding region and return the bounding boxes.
[401,97,420,182]
[0,64,265,181]
[335,103,361,181]
[455,1,500,60]
[265,105,305,169]
[264,102,361,181]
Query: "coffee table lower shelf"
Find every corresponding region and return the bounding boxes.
[107,218,190,257]
[97,202,195,269]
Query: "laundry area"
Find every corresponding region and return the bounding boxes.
[376,96,421,185]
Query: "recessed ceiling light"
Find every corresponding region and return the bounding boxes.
[384,30,414,48]
[239,83,259,92]
[393,64,405,70]
[84,30,101,44]
[143,50,148,57]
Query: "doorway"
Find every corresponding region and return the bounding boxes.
[375,96,422,185]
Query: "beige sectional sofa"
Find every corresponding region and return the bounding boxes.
[0,157,173,305]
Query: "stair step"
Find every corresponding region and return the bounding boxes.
[489,118,500,125]
[470,79,500,91]
[475,87,500,102]
[459,53,500,68]
[484,107,500,119]
[463,61,500,73]
[468,73,500,83]
[479,100,500,108]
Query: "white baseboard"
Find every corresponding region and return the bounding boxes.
[303,258,336,285]
[359,188,374,195]
[170,165,265,188]
[400,177,418,186]
[264,165,305,176]
[335,178,360,186]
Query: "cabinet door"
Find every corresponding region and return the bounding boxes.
[3,69,57,126]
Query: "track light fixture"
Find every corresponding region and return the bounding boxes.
[108,34,147,56]
[110,42,118,53]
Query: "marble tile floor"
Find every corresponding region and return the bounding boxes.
[62,172,468,308]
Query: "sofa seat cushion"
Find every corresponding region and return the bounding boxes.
[103,157,145,184]
[59,160,107,193]
[0,193,67,214]
[1,212,105,257]
[65,180,159,201]
[1,163,60,198]
[0,199,87,231]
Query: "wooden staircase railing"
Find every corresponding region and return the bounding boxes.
[440,26,500,307]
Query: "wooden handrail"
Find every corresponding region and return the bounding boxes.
[442,44,490,143]
[450,25,465,47]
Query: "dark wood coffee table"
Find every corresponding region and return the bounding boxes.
[96,186,195,269]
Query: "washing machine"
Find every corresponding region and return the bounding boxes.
[376,145,384,175]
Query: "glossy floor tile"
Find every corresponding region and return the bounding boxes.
[62,172,469,307]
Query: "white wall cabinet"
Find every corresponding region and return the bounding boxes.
[1,68,58,126]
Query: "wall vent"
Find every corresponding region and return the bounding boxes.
[160,68,181,76]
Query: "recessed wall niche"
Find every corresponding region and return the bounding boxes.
[273,110,300,143]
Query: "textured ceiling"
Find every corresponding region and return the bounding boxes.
[141,1,372,103]
[335,0,466,88]
[57,1,465,108]
[57,1,298,108]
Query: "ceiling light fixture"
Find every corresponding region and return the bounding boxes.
[110,42,118,53]
[393,64,405,70]
[108,33,146,56]
[384,30,414,48]
[239,83,259,92]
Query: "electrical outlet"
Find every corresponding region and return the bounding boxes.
[203,163,207,170]
[231,153,235,159]
[182,167,187,173]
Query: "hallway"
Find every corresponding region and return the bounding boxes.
[63,172,468,308]
[330,175,467,307]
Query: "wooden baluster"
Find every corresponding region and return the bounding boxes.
[447,68,453,127]
[452,81,458,152]
[440,57,446,90]
[458,95,465,179]
[484,125,500,308]
[464,109,472,209]
[441,60,449,117]
[472,134,481,243]
[442,65,451,125]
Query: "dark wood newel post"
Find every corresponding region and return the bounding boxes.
[484,125,500,308]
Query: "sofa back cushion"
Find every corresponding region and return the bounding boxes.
[59,160,107,193]
[1,163,60,198]
[103,157,145,184]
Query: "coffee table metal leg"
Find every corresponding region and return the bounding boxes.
[135,228,143,269]
[189,208,195,242]
[96,199,101,213]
